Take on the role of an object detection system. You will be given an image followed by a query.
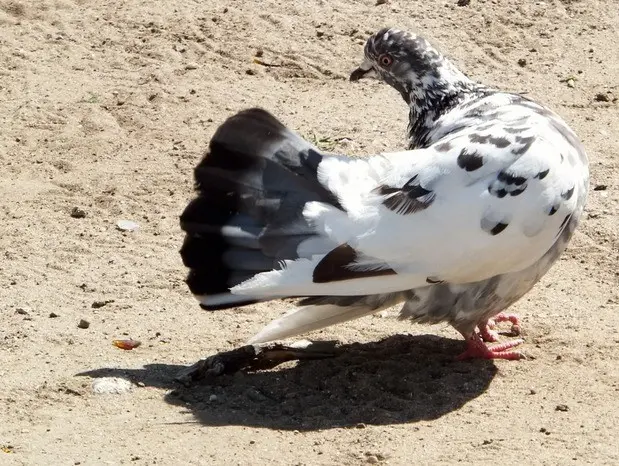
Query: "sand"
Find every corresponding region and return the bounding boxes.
[1,0,618,464]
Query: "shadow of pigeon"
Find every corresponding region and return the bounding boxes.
[78,333,497,431]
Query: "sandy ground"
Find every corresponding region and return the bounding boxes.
[1,0,618,464]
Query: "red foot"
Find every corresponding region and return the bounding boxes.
[478,312,521,343]
[456,333,525,361]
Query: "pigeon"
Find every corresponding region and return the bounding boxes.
[179,28,589,360]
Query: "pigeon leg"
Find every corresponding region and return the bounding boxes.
[175,340,341,385]
[477,312,522,342]
[456,332,525,361]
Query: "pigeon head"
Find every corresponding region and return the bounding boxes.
[350,28,475,108]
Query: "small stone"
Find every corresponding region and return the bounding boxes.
[209,394,218,402]
[593,184,607,191]
[16,308,29,315]
[92,377,133,395]
[49,312,59,318]
[366,455,379,464]
[566,79,575,88]
[375,0,388,4]
[529,388,537,395]
[116,220,139,232]
[77,319,90,329]
[91,300,113,309]
[71,207,86,218]
[594,92,610,102]
[457,0,471,5]
[517,58,527,67]
[249,440,255,445]
[185,63,198,70]
[255,49,264,58]
[556,404,569,412]
[246,388,267,402]
[245,69,256,75]
[356,423,367,429]
[316,30,325,37]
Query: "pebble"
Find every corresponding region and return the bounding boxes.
[70,207,87,218]
[116,220,139,232]
[92,377,133,395]
[556,404,569,412]
[92,300,113,309]
[185,63,199,70]
[246,388,267,402]
[517,58,527,67]
[594,92,610,102]
[209,394,218,402]
[49,312,59,318]
[16,308,29,315]
[77,319,90,329]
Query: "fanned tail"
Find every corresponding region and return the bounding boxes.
[180,108,341,310]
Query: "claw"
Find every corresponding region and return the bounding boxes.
[457,333,525,361]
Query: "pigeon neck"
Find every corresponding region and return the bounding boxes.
[403,65,478,148]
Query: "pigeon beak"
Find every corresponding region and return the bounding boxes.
[350,59,377,82]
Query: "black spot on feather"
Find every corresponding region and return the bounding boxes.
[376,175,435,215]
[498,171,527,186]
[457,148,484,171]
[490,222,508,235]
[468,133,511,148]
[512,135,536,155]
[312,244,397,283]
[561,186,575,200]
[535,169,550,180]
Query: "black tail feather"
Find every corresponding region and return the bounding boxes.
[180,108,341,310]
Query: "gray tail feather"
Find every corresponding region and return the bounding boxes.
[180,108,343,310]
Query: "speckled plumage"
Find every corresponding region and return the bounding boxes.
[180,28,589,358]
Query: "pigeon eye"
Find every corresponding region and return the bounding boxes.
[379,54,393,68]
